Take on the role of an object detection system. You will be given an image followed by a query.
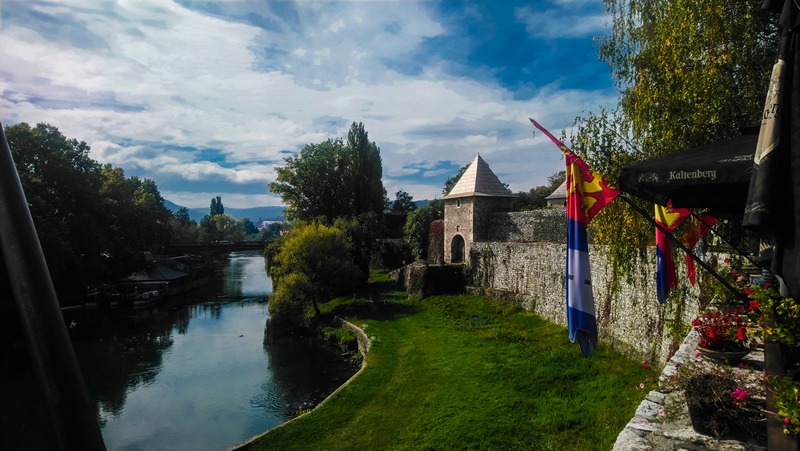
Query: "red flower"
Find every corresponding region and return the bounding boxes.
[748,300,760,312]
[737,327,746,342]
[743,287,754,296]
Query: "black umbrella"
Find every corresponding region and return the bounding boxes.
[744,0,800,300]
[742,1,800,448]
[618,133,758,217]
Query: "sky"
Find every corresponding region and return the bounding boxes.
[0,0,618,209]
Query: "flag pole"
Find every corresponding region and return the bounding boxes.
[689,211,762,269]
[617,194,749,302]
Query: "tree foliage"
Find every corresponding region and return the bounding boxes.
[513,170,566,211]
[569,0,779,284]
[5,122,172,297]
[269,221,361,320]
[268,122,387,222]
[392,190,417,213]
[404,199,444,261]
[210,196,224,216]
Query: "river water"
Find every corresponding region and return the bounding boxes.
[4,252,356,450]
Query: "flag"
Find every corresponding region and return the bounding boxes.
[654,202,691,303]
[530,119,619,356]
[684,215,717,285]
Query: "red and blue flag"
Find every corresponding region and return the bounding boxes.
[654,202,691,303]
[684,215,717,286]
[530,119,619,356]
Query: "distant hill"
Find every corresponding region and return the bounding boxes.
[164,200,285,223]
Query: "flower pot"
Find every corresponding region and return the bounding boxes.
[697,346,750,365]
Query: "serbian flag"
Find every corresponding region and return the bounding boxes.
[684,215,717,285]
[531,119,619,356]
[654,202,691,303]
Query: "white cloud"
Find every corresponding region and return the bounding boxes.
[0,0,617,207]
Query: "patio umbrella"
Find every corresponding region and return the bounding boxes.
[743,0,800,301]
[742,1,800,449]
[618,133,757,218]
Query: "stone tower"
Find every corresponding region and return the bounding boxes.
[442,154,515,264]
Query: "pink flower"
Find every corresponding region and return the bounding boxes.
[657,409,665,417]
[643,361,649,369]
[639,383,645,389]
[724,258,730,264]
[731,388,749,403]
[785,417,791,425]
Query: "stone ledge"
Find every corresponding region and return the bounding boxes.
[614,330,767,451]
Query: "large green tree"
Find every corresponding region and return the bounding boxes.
[568,0,779,283]
[6,122,172,297]
[268,122,387,222]
[268,221,361,318]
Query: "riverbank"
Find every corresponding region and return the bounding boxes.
[239,280,649,450]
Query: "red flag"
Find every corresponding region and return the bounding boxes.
[655,202,691,303]
[530,118,619,356]
[684,215,718,285]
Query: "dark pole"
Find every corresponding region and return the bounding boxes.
[617,194,749,303]
[690,211,762,268]
[0,123,106,450]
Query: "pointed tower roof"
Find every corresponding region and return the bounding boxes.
[544,180,567,200]
[442,154,515,199]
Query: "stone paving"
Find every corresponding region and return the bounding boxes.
[613,330,767,451]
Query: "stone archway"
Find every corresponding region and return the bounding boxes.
[451,234,465,263]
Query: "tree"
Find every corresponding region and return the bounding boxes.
[392,190,417,213]
[567,0,779,284]
[269,221,361,318]
[210,196,224,216]
[199,214,243,242]
[6,122,173,297]
[513,170,566,211]
[174,207,193,225]
[239,217,259,236]
[404,199,444,260]
[268,122,387,222]
[6,122,104,294]
[346,122,387,215]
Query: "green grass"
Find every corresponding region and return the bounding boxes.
[246,282,648,450]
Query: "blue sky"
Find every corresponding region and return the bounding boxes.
[0,0,617,209]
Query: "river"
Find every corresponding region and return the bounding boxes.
[2,251,357,450]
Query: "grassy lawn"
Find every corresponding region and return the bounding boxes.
[244,279,648,450]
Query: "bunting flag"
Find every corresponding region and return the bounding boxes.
[654,202,691,303]
[530,119,619,356]
[684,215,718,286]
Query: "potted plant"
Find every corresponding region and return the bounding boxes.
[680,365,765,440]
[692,307,752,364]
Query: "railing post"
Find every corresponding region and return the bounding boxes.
[0,123,106,450]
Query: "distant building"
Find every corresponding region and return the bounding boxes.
[441,154,515,264]
[258,220,281,231]
[544,180,567,207]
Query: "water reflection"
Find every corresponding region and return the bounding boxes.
[1,252,357,451]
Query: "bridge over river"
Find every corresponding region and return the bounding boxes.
[169,241,271,265]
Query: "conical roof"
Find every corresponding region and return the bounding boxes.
[442,154,515,199]
[544,180,567,200]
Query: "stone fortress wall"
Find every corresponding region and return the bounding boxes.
[469,208,702,362]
